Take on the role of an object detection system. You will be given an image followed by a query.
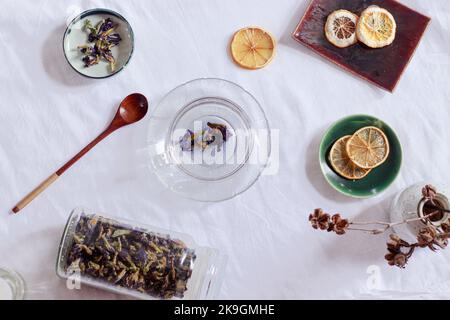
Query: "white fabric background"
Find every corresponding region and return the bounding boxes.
[0,0,449,300]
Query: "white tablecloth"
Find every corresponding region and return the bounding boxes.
[1,0,449,300]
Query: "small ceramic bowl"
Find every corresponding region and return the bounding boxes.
[319,114,402,198]
[63,8,134,79]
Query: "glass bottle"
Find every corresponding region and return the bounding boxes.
[56,208,226,300]
[390,182,450,242]
[0,268,25,300]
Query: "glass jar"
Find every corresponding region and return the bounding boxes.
[390,182,450,242]
[0,268,25,300]
[56,208,226,300]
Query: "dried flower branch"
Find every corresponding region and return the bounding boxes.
[309,185,450,268]
[309,209,331,231]
[422,184,437,204]
[384,234,415,268]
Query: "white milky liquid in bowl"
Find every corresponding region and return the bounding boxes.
[0,278,13,300]
[63,11,134,78]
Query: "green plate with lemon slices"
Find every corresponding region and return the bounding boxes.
[319,114,402,198]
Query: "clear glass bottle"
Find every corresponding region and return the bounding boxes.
[0,268,25,300]
[390,182,450,242]
[56,208,226,300]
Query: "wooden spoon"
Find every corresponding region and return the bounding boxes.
[12,93,148,214]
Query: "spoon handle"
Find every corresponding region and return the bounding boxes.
[12,127,114,214]
[12,173,59,213]
[56,128,113,176]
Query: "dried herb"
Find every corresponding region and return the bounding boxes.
[65,214,196,299]
[179,130,195,152]
[308,184,450,269]
[329,214,349,235]
[78,18,122,71]
[180,122,232,152]
[422,185,437,203]
[308,210,349,234]
[309,208,331,230]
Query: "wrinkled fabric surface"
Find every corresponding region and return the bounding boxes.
[0,0,449,299]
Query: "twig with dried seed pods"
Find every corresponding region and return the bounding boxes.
[309,185,450,268]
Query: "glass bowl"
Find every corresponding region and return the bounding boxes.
[147,78,271,202]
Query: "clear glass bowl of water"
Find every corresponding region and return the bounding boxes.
[147,78,271,202]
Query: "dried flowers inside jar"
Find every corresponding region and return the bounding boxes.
[56,208,226,300]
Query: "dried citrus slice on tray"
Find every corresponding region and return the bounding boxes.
[329,135,372,180]
[230,27,276,69]
[346,126,390,169]
[325,10,359,48]
[356,6,396,48]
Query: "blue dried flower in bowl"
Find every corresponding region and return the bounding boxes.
[63,8,134,79]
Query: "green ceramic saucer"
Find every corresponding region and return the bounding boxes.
[319,114,402,198]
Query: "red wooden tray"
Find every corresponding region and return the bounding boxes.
[292,0,430,92]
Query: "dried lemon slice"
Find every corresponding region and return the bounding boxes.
[325,10,359,48]
[230,27,276,70]
[356,6,396,48]
[346,126,390,169]
[329,135,372,180]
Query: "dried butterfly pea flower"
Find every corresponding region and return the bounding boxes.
[180,130,195,152]
[78,18,122,71]
[65,214,196,299]
[179,123,232,152]
[106,34,122,46]
[207,122,230,142]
